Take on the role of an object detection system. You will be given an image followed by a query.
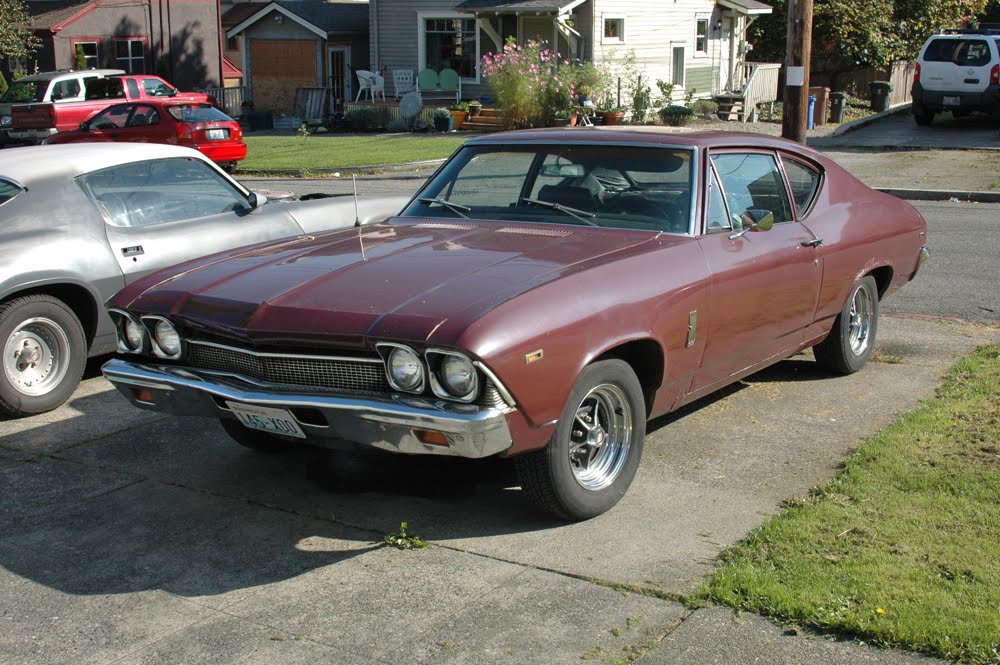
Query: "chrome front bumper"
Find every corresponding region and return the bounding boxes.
[102,358,514,458]
[911,245,930,279]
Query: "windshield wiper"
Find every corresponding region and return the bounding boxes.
[418,197,470,218]
[520,197,600,227]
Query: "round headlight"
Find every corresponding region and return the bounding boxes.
[388,346,424,392]
[154,320,181,357]
[440,354,476,397]
[123,318,145,351]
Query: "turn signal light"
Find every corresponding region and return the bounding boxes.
[415,430,448,446]
[913,62,921,83]
[131,387,155,404]
[991,64,999,86]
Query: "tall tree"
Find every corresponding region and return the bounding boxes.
[750,0,990,68]
[0,0,40,60]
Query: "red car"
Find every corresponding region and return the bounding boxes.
[44,101,246,173]
[101,129,929,521]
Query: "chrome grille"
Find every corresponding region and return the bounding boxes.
[186,341,389,393]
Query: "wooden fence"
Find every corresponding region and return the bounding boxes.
[810,61,914,106]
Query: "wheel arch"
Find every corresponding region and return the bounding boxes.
[867,265,893,299]
[593,338,664,419]
[1,282,101,352]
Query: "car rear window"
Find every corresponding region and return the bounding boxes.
[923,38,993,66]
[167,105,231,123]
[0,178,24,207]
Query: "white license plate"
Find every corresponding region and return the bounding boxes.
[206,128,228,140]
[943,96,961,106]
[226,401,306,439]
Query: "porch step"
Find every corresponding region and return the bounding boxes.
[459,108,505,132]
[714,94,746,122]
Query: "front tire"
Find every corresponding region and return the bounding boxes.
[0,295,87,417]
[813,275,879,374]
[515,359,645,521]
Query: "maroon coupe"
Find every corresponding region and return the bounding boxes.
[101,129,929,520]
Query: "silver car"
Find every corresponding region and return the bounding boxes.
[0,143,408,417]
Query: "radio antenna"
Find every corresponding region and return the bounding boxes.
[354,175,366,260]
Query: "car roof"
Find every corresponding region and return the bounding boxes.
[466,127,826,156]
[16,68,125,83]
[0,143,212,183]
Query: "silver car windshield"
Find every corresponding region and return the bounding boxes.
[403,144,694,234]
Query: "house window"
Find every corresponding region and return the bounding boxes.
[421,16,478,78]
[73,41,99,69]
[672,46,686,86]
[7,56,26,75]
[114,38,146,74]
[695,19,708,54]
[603,16,626,44]
[226,35,239,51]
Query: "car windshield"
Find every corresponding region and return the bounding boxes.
[167,104,231,123]
[0,178,24,206]
[1,80,47,103]
[402,143,695,234]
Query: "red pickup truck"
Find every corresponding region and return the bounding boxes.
[10,75,217,144]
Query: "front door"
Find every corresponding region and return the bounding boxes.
[328,46,350,112]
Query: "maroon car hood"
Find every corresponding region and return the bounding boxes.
[127,219,663,347]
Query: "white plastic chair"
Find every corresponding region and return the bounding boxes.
[371,72,386,101]
[393,69,415,98]
[355,70,374,101]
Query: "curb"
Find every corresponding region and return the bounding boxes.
[877,187,1000,203]
[830,103,911,136]
[239,158,446,179]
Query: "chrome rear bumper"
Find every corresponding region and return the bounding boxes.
[102,358,514,458]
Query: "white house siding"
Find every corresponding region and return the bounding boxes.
[591,0,726,101]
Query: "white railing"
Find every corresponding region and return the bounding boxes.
[202,85,248,118]
[737,63,781,122]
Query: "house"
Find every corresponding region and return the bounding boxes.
[367,0,777,110]
[225,1,370,115]
[11,0,224,91]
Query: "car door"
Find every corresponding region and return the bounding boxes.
[692,150,823,393]
[79,156,304,282]
[120,104,170,144]
[84,104,135,142]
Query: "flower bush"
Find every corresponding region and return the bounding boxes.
[481,39,580,128]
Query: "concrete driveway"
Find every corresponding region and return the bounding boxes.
[3,194,998,663]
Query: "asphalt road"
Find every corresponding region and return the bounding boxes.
[1,191,997,663]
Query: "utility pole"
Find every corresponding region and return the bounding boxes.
[782,0,813,143]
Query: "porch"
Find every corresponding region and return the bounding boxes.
[713,62,782,122]
[341,99,504,132]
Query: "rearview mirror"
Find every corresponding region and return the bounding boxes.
[540,164,586,178]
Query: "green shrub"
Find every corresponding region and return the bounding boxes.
[658,105,694,126]
[345,108,379,131]
[691,99,719,117]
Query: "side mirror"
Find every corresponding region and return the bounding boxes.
[247,192,267,208]
[79,121,89,130]
[729,209,775,240]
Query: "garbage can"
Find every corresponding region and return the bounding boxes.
[808,86,830,126]
[829,92,848,123]
[869,81,892,113]
[807,95,816,130]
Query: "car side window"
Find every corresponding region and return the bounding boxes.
[128,105,160,127]
[781,156,822,217]
[710,153,793,226]
[91,105,135,129]
[79,158,248,228]
[705,169,732,233]
[0,178,24,207]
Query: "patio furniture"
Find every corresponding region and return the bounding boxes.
[355,70,385,102]
[393,69,415,98]
[417,67,461,105]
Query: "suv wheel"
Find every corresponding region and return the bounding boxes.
[913,105,934,126]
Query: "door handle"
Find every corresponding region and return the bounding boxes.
[121,245,144,257]
[801,238,824,248]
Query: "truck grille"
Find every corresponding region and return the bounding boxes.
[187,341,389,393]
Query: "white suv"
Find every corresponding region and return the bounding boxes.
[911,29,1000,126]
[0,68,124,145]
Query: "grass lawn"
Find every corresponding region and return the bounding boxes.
[699,345,1000,664]
[241,134,467,172]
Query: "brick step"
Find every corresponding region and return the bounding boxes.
[460,120,506,132]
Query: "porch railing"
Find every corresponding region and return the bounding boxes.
[735,63,781,122]
[203,86,248,118]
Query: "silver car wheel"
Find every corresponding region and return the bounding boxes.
[4,316,71,397]
[848,284,874,357]
[568,383,633,491]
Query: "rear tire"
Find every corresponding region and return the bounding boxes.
[220,418,299,453]
[515,359,645,521]
[224,162,238,175]
[0,295,86,417]
[913,105,934,126]
[813,275,879,374]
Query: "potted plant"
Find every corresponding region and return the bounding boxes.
[450,101,469,129]
[467,100,483,117]
[552,108,574,127]
[432,107,453,132]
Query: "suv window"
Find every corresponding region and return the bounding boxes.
[923,38,993,66]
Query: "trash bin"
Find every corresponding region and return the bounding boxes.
[808,86,830,126]
[829,91,848,123]
[807,95,816,130]
[246,110,273,131]
[869,81,892,113]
